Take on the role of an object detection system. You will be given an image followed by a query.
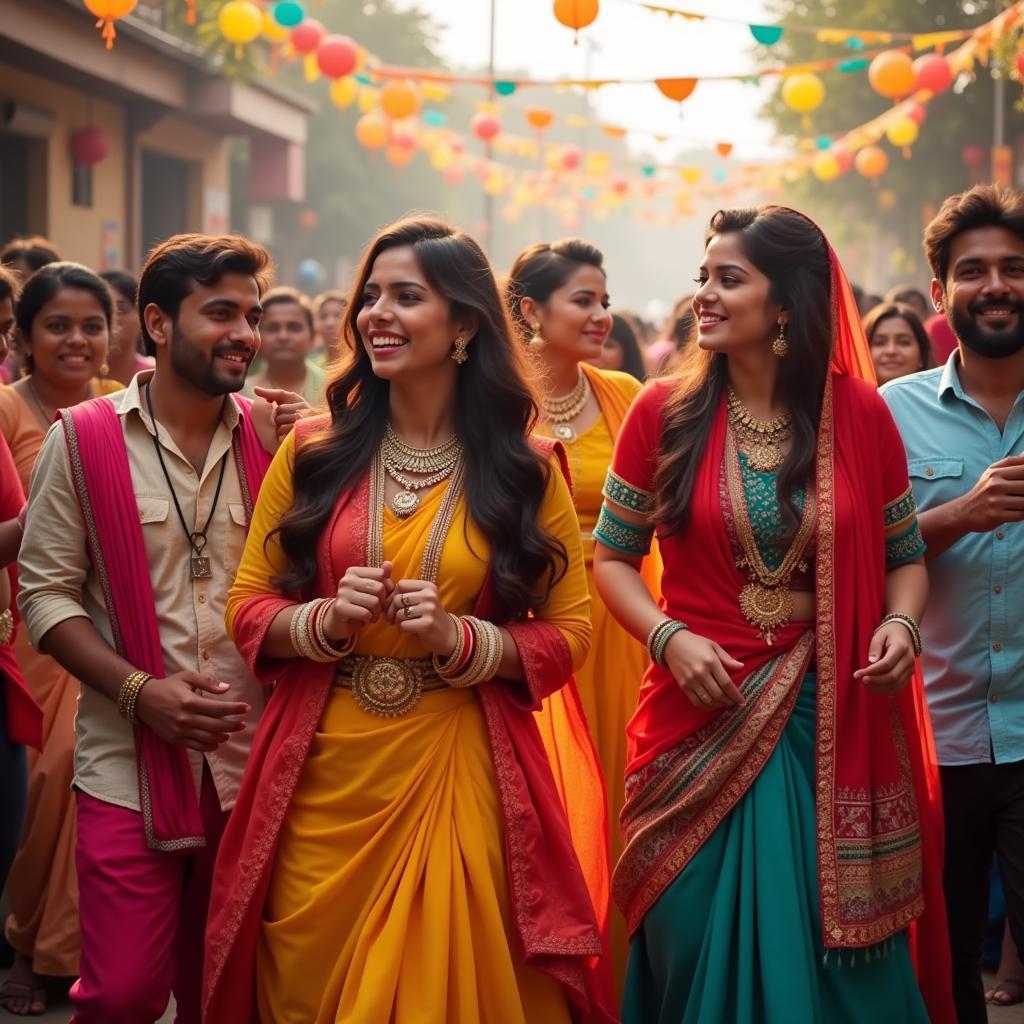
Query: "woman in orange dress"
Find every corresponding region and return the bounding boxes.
[506,239,656,987]
[0,263,122,1017]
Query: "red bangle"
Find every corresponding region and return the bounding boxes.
[451,617,474,675]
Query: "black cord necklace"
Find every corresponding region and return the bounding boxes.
[145,383,228,580]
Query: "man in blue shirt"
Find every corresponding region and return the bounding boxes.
[882,184,1024,1024]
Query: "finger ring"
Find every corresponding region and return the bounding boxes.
[402,595,411,610]
[697,690,711,703]
[405,606,415,619]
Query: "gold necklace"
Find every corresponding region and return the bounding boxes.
[541,369,590,443]
[725,427,815,646]
[27,377,93,428]
[726,386,792,473]
[380,427,463,518]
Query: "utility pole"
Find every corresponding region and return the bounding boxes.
[484,0,497,252]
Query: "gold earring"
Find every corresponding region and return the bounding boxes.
[451,336,468,364]
[98,360,110,377]
[528,323,544,348]
[772,322,788,358]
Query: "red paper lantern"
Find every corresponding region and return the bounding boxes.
[831,145,854,175]
[290,18,325,55]
[904,101,928,125]
[561,146,582,171]
[1015,51,1024,81]
[913,54,953,94]
[70,125,109,165]
[471,113,501,142]
[962,144,987,169]
[316,34,358,78]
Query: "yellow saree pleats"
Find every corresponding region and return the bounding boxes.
[256,687,570,1024]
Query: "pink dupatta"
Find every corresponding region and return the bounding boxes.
[60,394,269,852]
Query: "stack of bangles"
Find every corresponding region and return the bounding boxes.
[877,612,923,657]
[117,669,153,724]
[291,598,357,663]
[431,614,503,688]
[646,619,688,667]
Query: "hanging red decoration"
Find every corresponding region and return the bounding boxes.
[70,125,109,165]
[961,144,986,169]
[290,18,325,56]
[912,54,954,94]
[471,113,501,142]
[316,34,358,78]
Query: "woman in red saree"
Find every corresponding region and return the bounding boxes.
[204,217,615,1023]
[593,207,954,1024]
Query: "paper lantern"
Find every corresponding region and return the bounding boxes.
[1016,51,1024,82]
[885,117,918,150]
[386,144,416,168]
[561,146,582,170]
[84,0,137,49]
[656,78,698,103]
[380,79,421,120]
[329,76,359,109]
[831,146,854,175]
[962,144,986,169]
[430,145,455,170]
[611,178,629,196]
[70,125,109,165]
[316,35,358,78]
[553,0,599,32]
[355,113,389,149]
[680,167,702,185]
[471,113,501,142]
[868,50,915,100]
[716,142,734,158]
[290,18,325,55]
[272,1,304,27]
[297,259,325,287]
[526,107,555,132]
[585,152,610,176]
[443,166,464,186]
[749,24,783,46]
[913,54,953,94]
[781,73,824,114]
[357,87,378,113]
[811,151,840,182]
[218,0,262,54]
[905,101,928,125]
[855,145,888,182]
[261,11,289,42]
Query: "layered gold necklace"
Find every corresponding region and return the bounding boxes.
[726,386,792,472]
[381,423,463,518]
[540,369,590,443]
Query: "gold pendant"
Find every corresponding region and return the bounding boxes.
[746,442,784,473]
[350,656,423,717]
[391,489,420,518]
[191,557,212,579]
[552,423,577,443]
[738,581,793,645]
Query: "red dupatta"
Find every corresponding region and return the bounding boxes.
[204,419,616,1024]
[613,212,953,1023]
[59,394,269,852]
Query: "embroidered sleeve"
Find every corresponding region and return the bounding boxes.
[884,486,925,567]
[594,503,655,556]
[602,469,654,515]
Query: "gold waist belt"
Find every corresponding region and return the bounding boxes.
[334,654,446,718]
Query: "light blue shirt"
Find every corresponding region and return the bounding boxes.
[882,354,1024,766]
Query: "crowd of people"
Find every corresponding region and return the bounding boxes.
[0,182,1019,1024]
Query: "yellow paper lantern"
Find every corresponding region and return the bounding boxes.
[329,76,359,109]
[781,73,825,114]
[585,152,610,176]
[430,145,455,171]
[422,82,451,103]
[261,11,289,42]
[84,0,137,48]
[868,50,915,101]
[885,116,918,149]
[218,0,262,55]
[680,167,702,185]
[357,87,379,113]
[355,113,389,149]
[855,144,889,182]
[380,79,421,121]
[553,0,599,32]
[484,174,505,196]
[812,152,841,182]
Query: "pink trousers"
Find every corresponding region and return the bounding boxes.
[70,767,227,1024]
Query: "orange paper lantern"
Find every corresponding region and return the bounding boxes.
[656,78,698,103]
[355,113,389,149]
[380,79,421,120]
[855,145,889,183]
[386,144,416,168]
[868,50,915,100]
[553,0,599,33]
[526,107,555,132]
[84,0,138,48]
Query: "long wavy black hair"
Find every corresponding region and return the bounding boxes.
[653,206,833,542]
[274,217,567,615]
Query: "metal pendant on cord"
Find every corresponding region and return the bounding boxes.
[144,384,228,579]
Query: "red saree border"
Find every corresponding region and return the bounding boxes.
[615,630,814,934]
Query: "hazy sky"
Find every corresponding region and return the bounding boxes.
[396,0,777,164]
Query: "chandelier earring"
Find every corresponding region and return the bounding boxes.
[772,321,789,358]
[528,322,545,348]
[451,336,469,364]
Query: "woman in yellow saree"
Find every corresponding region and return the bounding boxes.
[204,218,616,1024]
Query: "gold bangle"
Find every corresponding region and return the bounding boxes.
[117,669,153,724]
[433,614,467,678]
[0,609,13,646]
[312,599,354,661]
[877,613,923,657]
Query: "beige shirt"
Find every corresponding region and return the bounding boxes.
[17,371,266,812]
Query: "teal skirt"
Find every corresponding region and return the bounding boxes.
[622,674,930,1024]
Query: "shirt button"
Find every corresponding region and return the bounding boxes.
[996,531,1006,540]
[993,642,1003,652]
[197,593,207,604]
[925,467,934,477]
[990,693,999,704]
[201,650,210,661]
[994,585,1002,594]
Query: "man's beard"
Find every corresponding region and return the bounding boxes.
[950,297,1024,359]
[169,324,251,396]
